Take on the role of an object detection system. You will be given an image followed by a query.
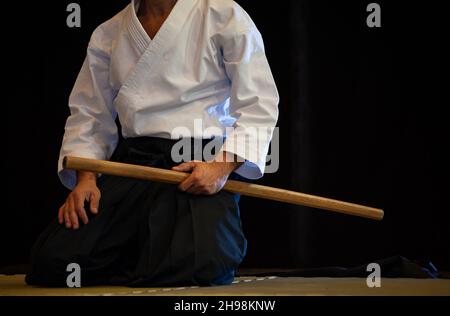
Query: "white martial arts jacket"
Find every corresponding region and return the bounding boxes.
[58,0,279,189]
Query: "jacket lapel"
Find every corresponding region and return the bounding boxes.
[121,0,198,91]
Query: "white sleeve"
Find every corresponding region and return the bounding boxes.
[217,9,279,179]
[57,32,118,190]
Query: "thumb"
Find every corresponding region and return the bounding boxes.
[172,161,197,173]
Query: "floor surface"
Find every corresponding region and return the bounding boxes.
[1,275,450,296]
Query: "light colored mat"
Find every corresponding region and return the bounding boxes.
[1,275,449,296]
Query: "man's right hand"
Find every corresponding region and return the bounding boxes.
[58,171,101,230]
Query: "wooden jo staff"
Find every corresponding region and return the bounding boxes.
[63,156,384,221]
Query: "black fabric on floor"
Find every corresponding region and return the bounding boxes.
[238,256,449,279]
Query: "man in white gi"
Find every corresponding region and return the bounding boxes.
[26,0,279,287]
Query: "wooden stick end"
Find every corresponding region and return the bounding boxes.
[62,156,69,169]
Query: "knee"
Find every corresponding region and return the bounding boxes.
[194,249,246,286]
[194,262,235,286]
[26,244,69,286]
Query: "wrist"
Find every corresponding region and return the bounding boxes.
[76,171,97,185]
[215,151,243,173]
[224,161,241,174]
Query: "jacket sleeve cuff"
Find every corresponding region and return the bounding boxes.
[217,136,267,180]
[57,151,103,190]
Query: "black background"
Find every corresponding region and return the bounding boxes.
[2,0,449,271]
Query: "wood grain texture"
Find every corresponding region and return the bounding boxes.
[63,156,384,220]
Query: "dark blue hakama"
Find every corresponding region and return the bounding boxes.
[26,137,247,287]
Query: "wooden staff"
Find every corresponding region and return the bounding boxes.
[63,156,384,221]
